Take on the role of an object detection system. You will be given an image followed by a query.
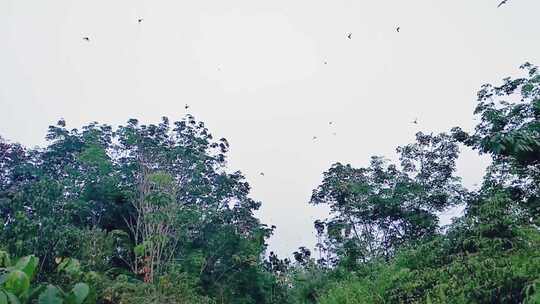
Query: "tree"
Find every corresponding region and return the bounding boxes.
[1,115,279,303]
[308,63,540,304]
[452,62,540,224]
[310,132,463,265]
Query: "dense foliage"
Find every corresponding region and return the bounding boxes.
[1,64,539,303]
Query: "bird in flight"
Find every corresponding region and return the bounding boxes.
[260,172,265,176]
[138,18,144,23]
[396,26,400,33]
[411,118,418,124]
[185,104,189,110]
[346,32,352,39]
[82,36,90,41]
[497,0,508,8]
[312,136,318,140]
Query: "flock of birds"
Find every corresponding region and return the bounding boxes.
[78,1,510,178]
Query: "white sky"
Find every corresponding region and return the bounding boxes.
[1,0,539,256]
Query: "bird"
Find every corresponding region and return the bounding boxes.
[185,104,189,110]
[396,26,400,33]
[329,121,333,125]
[137,18,144,23]
[82,36,90,41]
[497,0,508,8]
[260,172,265,176]
[346,32,352,39]
[411,118,418,124]
[312,136,318,140]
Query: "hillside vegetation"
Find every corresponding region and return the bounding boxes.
[1,64,539,303]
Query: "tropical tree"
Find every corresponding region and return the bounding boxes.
[310,132,463,266]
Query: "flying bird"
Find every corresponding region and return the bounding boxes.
[396,27,400,33]
[260,172,265,176]
[312,136,318,140]
[497,0,508,8]
[185,104,190,110]
[82,36,90,41]
[346,32,352,39]
[137,18,144,23]
[411,118,418,124]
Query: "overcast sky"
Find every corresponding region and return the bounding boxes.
[1,0,539,257]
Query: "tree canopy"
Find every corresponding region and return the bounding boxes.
[1,64,539,303]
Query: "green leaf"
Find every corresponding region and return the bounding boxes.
[133,244,145,257]
[4,270,30,296]
[12,255,38,280]
[0,251,11,268]
[67,283,89,304]
[0,291,7,304]
[57,258,81,277]
[5,292,20,304]
[27,285,47,302]
[38,285,63,304]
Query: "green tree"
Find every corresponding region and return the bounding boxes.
[310,132,463,266]
[452,62,540,224]
[1,115,279,303]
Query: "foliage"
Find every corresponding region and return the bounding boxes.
[0,115,279,303]
[298,63,540,304]
[310,132,463,265]
[452,62,540,224]
[101,271,212,304]
[0,251,90,304]
[1,63,539,303]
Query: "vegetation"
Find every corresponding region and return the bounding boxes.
[0,64,538,303]
[0,251,90,304]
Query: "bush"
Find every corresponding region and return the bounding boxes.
[0,250,91,304]
[101,270,213,304]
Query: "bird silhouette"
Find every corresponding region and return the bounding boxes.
[260,172,265,176]
[185,104,189,110]
[396,27,400,33]
[137,18,143,23]
[312,136,318,140]
[82,37,90,41]
[346,32,352,39]
[411,118,418,124]
[497,0,508,7]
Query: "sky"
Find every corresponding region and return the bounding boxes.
[1,0,539,257]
